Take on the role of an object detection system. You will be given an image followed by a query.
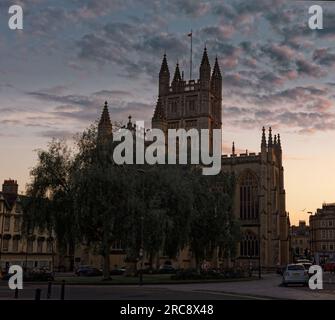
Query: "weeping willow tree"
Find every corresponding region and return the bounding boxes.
[24,121,240,279]
[23,139,77,271]
[189,170,240,272]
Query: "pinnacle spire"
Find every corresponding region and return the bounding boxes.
[159,53,169,76]
[268,127,273,147]
[98,101,113,139]
[274,134,277,145]
[99,101,111,126]
[173,63,182,82]
[200,47,210,68]
[277,134,282,149]
[232,141,235,155]
[261,127,267,148]
[212,56,222,79]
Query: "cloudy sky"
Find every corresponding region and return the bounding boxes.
[0,0,335,224]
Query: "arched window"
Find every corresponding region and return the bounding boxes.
[239,171,259,220]
[240,232,259,257]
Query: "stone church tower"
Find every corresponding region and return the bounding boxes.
[151,48,290,270]
[89,47,291,271]
[152,48,222,150]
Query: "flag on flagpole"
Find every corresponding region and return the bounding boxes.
[188,32,192,37]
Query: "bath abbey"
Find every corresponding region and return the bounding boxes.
[91,47,291,270]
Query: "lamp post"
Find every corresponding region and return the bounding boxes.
[258,222,261,279]
[139,220,144,286]
[257,194,262,279]
[137,169,146,286]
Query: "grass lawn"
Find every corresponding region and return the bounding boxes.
[54,274,259,285]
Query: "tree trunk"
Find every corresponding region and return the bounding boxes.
[103,247,110,280]
[102,226,111,280]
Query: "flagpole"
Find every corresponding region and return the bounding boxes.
[190,30,193,80]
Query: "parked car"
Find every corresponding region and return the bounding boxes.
[324,260,335,272]
[110,266,126,275]
[282,264,309,286]
[2,268,54,282]
[75,266,102,277]
[158,265,176,274]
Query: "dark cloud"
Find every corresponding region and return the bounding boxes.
[37,130,75,139]
[296,59,324,77]
[313,48,335,67]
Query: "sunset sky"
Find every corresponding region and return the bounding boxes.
[1,0,335,225]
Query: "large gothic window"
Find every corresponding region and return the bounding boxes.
[239,171,259,220]
[240,232,259,257]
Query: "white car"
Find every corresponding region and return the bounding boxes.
[282,264,309,286]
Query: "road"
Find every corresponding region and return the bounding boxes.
[0,273,334,300]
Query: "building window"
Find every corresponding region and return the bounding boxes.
[330,244,334,251]
[12,239,19,252]
[14,217,21,233]
[4,216,10,232]
[240,232,259,257]
[322,244,327,251]
[185,120,197,129]
[188,100,196,112]
[27,240,34,253]
[46,240,53,253]
[111,240,123,250]
[322,230,326,239]
[239,171,259,220]
[329,220,333,227]
[168,122,179,129]
[2,239,9,252]
[37,240,43,253]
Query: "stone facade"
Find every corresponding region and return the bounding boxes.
[310,203,335,263]
[0,180,54,272]
[152,49,290,270]
[81,48,291,271]
[291,220,310,259]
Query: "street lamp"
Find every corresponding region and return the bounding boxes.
[139,225,144,286]
[137,169,146,286]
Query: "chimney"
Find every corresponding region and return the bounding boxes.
[2,180,18,195]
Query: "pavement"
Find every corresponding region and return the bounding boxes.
[0,273,334,300]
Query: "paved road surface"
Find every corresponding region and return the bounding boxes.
[0,273,334,300]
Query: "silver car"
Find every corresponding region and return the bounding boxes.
[282,264,309,286]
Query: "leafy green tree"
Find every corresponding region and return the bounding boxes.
[23,139,77,270]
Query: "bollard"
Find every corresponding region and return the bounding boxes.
[47,281,52,299]
[60,280,65,300]
[14,288,19,299]
[35,288,41,301]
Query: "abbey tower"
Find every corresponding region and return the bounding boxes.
[151,48,290,270]
[152,48,222,150]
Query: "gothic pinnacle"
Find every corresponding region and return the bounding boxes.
[261,127,267,148]
[173,63,182,82]
[268,127,273,147]
[160,53,169,75]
